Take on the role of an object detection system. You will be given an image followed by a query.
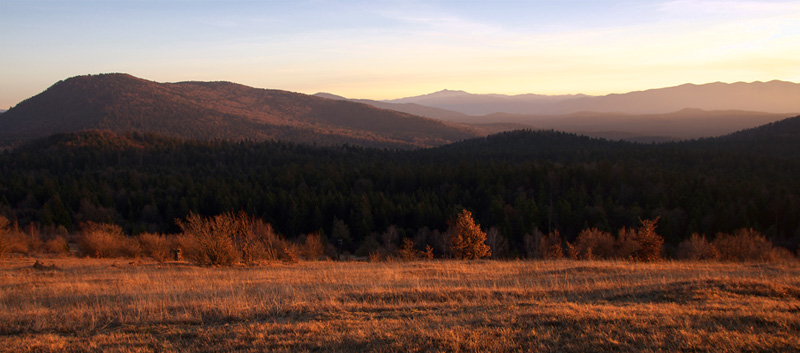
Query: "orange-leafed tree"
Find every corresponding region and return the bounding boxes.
[448,209,491,259]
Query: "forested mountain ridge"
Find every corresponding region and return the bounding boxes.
[0,73,480,148]
[2,117,798,256]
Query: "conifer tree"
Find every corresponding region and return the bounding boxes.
[448,209,491,259]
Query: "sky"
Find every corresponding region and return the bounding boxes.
[1,0,799,108]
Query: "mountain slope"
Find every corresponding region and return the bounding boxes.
[385,89,587,115]
[386,81,800,116]
[699,115,800,159]
[0,74,479,148]
[313,92,471,121]
[557,81,800,115]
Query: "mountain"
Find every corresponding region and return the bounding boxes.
[386,81,800,116]
[552,81,800,115]
[0,74,480,148]
[385,89,587,116]
[314,92,471,122]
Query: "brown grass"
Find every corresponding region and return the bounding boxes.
[1,257,799,352]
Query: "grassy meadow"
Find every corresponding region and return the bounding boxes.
[2,257,799,352]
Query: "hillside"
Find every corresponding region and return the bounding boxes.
[687,115,800,159]
[0,74,480,148]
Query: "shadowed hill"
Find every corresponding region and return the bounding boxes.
[723,115,800,141]
[688,115,800,159]
[0,74,479,148]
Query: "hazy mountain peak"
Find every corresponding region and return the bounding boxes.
[313,92,348,100]
[435,89,469,94]
[408,89,472,99]
[382,80,800,116]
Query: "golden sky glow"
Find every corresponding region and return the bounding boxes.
[1,0,799,108]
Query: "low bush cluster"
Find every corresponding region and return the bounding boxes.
[566,218,664,261]
[397,238,434,261]
[0,217,72,257]
[677,228,792,262]
[138,232,172,262]
[177,212,298,266]
[79,222,139,258]
[0,216,10,258]
[1,211,795,265]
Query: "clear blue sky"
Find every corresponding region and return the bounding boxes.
[1,0,799,108]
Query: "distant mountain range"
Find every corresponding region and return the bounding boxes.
[0,74,479,148]
[3,74,799,147]
[319,80,800,141]
[383,81,800,115]
[384,89,588,116]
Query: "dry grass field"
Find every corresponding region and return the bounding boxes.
[2,257,799,352]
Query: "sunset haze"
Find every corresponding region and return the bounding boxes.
[2,0,799,109]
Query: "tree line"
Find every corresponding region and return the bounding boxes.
[0,128,798,258]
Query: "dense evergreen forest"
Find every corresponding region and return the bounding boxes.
[1,117,799,256]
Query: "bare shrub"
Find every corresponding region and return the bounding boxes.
[614,218,663,261]
[380,226,400,255]
[397,237,419,261]
[174,233,201,261]
[368,251,384,263]
[396,237,433,261]
[615,226,639,260]
[423,245,434,260]
[523,230,543,258]
[0,219,37,255]
[230,212,295,263]
[769,247,795,263]
[0,216,11,257]
[280,243,299,263]
[138,232,171,262]
[568,228,615,260]
[485,227,510,259]
[427,228,449,258]
[176,213,238,266]
[713,228,777,262]
[79,222,139,258]
[355,234,381,258]
[676,233,719,260]
[246,228,297,263]
[300,232,326,261]
[538,230,564,259]
[23,223,43,254]
[43,236,70,256]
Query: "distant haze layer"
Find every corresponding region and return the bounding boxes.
[383,81,800,116]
